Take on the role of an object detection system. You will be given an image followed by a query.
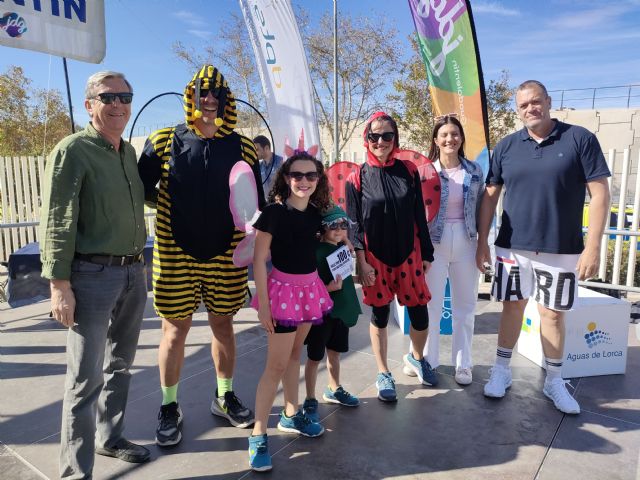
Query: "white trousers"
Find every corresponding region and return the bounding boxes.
[410,223,479,369]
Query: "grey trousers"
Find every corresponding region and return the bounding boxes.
[59,260,147,479]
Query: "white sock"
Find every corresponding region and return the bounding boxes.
[545,357,563,382]
[495,347,512,368]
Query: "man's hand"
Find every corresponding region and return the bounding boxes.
[50,280,75,327]
[576,247,600,280]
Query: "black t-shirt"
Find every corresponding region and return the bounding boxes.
[488,121,610,254]
[254,202,322,274]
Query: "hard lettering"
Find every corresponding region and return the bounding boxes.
[534,269,552,307]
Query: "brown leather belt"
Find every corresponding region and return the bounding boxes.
[74,252,144,266]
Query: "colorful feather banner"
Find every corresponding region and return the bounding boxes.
[407,0,490,174]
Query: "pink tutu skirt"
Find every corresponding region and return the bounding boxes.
[250,268,333,327]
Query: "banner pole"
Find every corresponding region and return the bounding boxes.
[333,0,339,164]
[62,57,75,134]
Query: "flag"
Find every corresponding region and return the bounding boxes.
[0,0,105,63]
[407,0,490,173]
[239,0,320,158]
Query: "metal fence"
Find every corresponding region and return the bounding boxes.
[549,84,640,110]
[0,155,155,264]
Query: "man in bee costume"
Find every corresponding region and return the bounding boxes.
[138,65,265,446]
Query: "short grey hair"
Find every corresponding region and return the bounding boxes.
[516,80,548,98]
[85,71,133,99]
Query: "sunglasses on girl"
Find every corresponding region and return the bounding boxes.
[324,220,349,230]
[91,92,134,105]
[286,171,319,181]
[367,131,395,143]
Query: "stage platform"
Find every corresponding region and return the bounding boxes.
[1,285,639,480]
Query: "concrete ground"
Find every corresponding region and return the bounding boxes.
[1,286,639,480]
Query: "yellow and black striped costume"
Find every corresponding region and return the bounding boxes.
[138,65,265,319]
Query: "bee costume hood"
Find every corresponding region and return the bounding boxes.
[184,64,237,138]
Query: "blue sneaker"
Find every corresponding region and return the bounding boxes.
[248,434,272,472]
[302,398,320,423]
[375,372,397,402]
[323,386,360,407]
[404,353,439,386]
[277,410,324,437]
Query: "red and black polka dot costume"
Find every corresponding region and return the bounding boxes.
[346,153,434,308]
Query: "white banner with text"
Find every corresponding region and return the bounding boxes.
[0,0,105,63]
[239,0,320,157]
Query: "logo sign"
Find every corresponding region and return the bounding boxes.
[584,322,612,348]
[0,0,105,63]
[0,12,28,38]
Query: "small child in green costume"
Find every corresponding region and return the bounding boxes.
[303,205,362,421]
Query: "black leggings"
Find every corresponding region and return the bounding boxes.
[370,304,429,331]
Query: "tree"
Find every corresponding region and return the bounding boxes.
[388,37,516,151]
[173,6,399,159]
[300,9,399,159]
[387,37,434,151]
[0,66,73,156]
[485,70,517,148]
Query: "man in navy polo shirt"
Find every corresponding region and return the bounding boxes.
[476,80,610,414]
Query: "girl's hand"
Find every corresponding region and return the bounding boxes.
[358,260,376,287]
[258,305,275,334]
[326,275,343,292]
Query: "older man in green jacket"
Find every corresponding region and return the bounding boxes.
[40,70,149,479]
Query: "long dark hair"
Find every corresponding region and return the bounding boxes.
[268,152,332,211]
[428,115,466,160]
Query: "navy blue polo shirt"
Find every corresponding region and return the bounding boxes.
[487,120,610,254]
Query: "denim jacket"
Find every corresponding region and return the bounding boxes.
[429,156,485,243]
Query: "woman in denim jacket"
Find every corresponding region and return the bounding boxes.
[406,115,484,385]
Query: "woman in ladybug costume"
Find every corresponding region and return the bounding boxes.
[346,112,437,402]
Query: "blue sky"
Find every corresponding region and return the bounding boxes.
[1,0,639,135]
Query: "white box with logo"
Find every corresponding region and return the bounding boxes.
[517,287,629,378]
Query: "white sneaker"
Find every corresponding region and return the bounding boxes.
[403,365,417,377]
[483,365,512,398]
[455,367,473,385]
[543,378,580,414]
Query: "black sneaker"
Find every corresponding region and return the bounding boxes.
[211,389,255,428]
[155,402,183,446]
[96,438,150,463]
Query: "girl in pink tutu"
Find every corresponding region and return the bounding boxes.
[248,148,333,472]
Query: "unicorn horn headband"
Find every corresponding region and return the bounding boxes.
[283,129,319,158]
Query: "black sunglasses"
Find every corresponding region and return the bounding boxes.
[199,87,225,99]
[91,92,133,105]
[287,171,319,181]
[325,220,349,230]
[367,131,395,142]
